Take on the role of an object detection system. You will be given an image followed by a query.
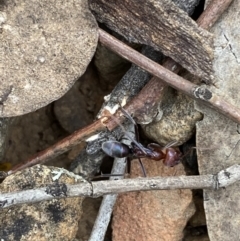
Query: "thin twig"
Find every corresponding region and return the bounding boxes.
[88,158,126,241]
[98,28,195,95]
[8,119,106,175]
[99,28,240,130]
[1,164,240,209]
[196,0,233,29]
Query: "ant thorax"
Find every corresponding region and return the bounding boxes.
[131,142,165,161]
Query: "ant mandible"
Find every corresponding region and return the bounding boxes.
[101,104,182,176]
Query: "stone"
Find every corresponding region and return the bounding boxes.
[112,160,195,241]
[0,165,84,241]
[143,91,202,146]
[0,0,98,117]
[54,64,103,133]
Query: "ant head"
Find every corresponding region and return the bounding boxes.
[164,147,182,167]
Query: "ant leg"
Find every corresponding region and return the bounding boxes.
[138,158,147,177]
[127,157,146,177]
[92,173,125,180]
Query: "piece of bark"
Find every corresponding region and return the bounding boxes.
[195,0,240,240]
[0,0,98,117]
[89,0,214,82]
[98,45,163,119]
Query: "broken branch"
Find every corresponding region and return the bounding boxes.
[1,164,240,209]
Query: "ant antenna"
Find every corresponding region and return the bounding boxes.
[117,99,140,142]
[117,100,137,125]
[137,157,147,177]
[163,140,179,149]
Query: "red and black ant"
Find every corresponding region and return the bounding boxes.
[101,104,182,176]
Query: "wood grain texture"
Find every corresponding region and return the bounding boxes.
[90,0,214,82]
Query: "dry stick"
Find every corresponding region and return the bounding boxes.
[1,164,240,209]
[99,28,240,130]
[196,0,233,29]
[8,120,106,175]
[7,0,234,175]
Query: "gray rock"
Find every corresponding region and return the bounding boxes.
[0,0,98,117]
[0,165,84,241]
[196,1,240,240]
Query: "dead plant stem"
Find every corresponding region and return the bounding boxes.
[1,164,240,209]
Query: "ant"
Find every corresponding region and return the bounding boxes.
[101,104,182,176]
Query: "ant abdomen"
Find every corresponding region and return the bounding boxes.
[102,141,131,158]
[164,147,182,167]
